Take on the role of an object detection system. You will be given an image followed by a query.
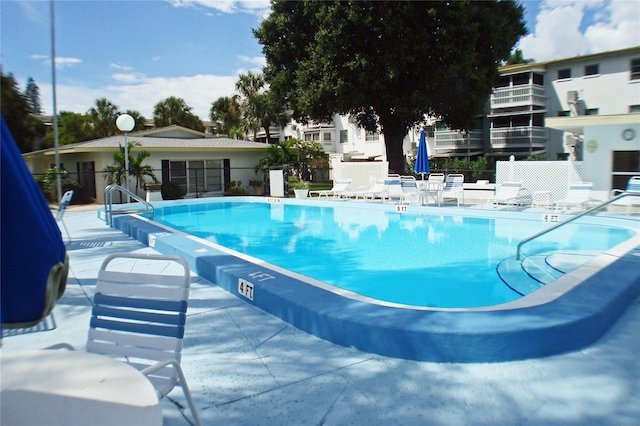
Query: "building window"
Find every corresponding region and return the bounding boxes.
[323,132,332,142]
[557,111,570,117]
[584,64,599,76]
[631,59,640,80]
[169,160,222,193]
[532,73,544,85]
[558,68,571,80]
[304,132,320,142]
[629,105,640,113]
[584,108,599,115]
[365,131,380,142]
[612,150,640,190]
[340,130,348,144]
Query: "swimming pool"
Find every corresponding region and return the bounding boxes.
[151,201,633,308]
[107,197,640,362]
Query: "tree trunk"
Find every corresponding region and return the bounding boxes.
[380,115,407,175]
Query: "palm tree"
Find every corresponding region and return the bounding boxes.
[102,141,158,194]
[88,97,120,137]
[235,71,288,143]
[235,71,265,99]
[210,95,242,136]
[153,96,204,132]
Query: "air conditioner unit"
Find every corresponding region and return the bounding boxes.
[567,91,579,103]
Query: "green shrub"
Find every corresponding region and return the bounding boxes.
[161,181,186,200]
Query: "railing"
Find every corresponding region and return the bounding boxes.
[491,85,546,108]
[104,184,155,226]
[516,193,638,260]
[490,126,546,149]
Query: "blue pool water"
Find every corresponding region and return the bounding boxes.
[153,201,635,308]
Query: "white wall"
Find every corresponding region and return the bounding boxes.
[583,122,640,199]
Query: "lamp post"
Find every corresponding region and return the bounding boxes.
[116,114,135,195]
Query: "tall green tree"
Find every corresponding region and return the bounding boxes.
[153,96,204,132]
[24,77,42,115]
[255,0,527,173]
[1,71,44,152]
[42,111,92,148]
[210,95,242,136]
[87,97,120,138]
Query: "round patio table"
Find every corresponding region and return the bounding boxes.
[1,350,162,426]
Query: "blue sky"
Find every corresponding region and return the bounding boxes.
[1,0,639,120]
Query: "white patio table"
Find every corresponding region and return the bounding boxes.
[1,350,162,426]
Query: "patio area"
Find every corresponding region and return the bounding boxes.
[2,205,639,425]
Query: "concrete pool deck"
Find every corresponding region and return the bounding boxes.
[2,205,639,425]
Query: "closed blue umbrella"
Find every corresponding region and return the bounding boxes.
[414,128,430,179]
[1,115,68,329]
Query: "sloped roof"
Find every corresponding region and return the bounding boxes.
[24,125,269,157]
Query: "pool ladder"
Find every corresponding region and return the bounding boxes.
[516,192,638,260]
[104,184,155,226]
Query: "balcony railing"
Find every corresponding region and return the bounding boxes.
[434,130,484,151]
[491,85,546,109]
[490,126,546,149]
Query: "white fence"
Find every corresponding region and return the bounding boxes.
[496,160,584,202]
[330,158,389,190]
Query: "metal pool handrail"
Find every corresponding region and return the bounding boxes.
[516,192,638,260]
[104,184,155,226]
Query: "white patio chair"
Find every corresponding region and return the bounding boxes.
[49,253,201,425]
[56,190,74,242]
[486,181,523,209]
[553,182,594,211]
[440,174,465,206]
[400,176,422,205]
[424,173,445,205]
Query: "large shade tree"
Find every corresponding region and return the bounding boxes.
[254,0,527,173]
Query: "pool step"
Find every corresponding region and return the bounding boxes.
[498,250,600,296]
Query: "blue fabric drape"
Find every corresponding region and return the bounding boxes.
[1,115,67,327]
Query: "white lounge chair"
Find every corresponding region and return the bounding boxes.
[486,181,522,209]
[383,175,403,203]
[610,176,640,214]
[440,174,465,206]
[400,176,422,205]
[346,179,386,200]
[56,190,74,242]
[553,182,594,211]
[611,176,640,197]
[309,178,352,199]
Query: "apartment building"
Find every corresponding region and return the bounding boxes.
[258,47,639,180]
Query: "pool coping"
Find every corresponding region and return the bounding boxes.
[107,197,640,363]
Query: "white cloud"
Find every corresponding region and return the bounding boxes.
[238,55,266,68]
[111,72,146,83]
[519,0,640,62]
[30,55,83,69]
[110,63,134,71]
[167,0,270,16]
[35,73,238,120]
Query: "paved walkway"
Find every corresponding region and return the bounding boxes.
[2,207,639,425]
